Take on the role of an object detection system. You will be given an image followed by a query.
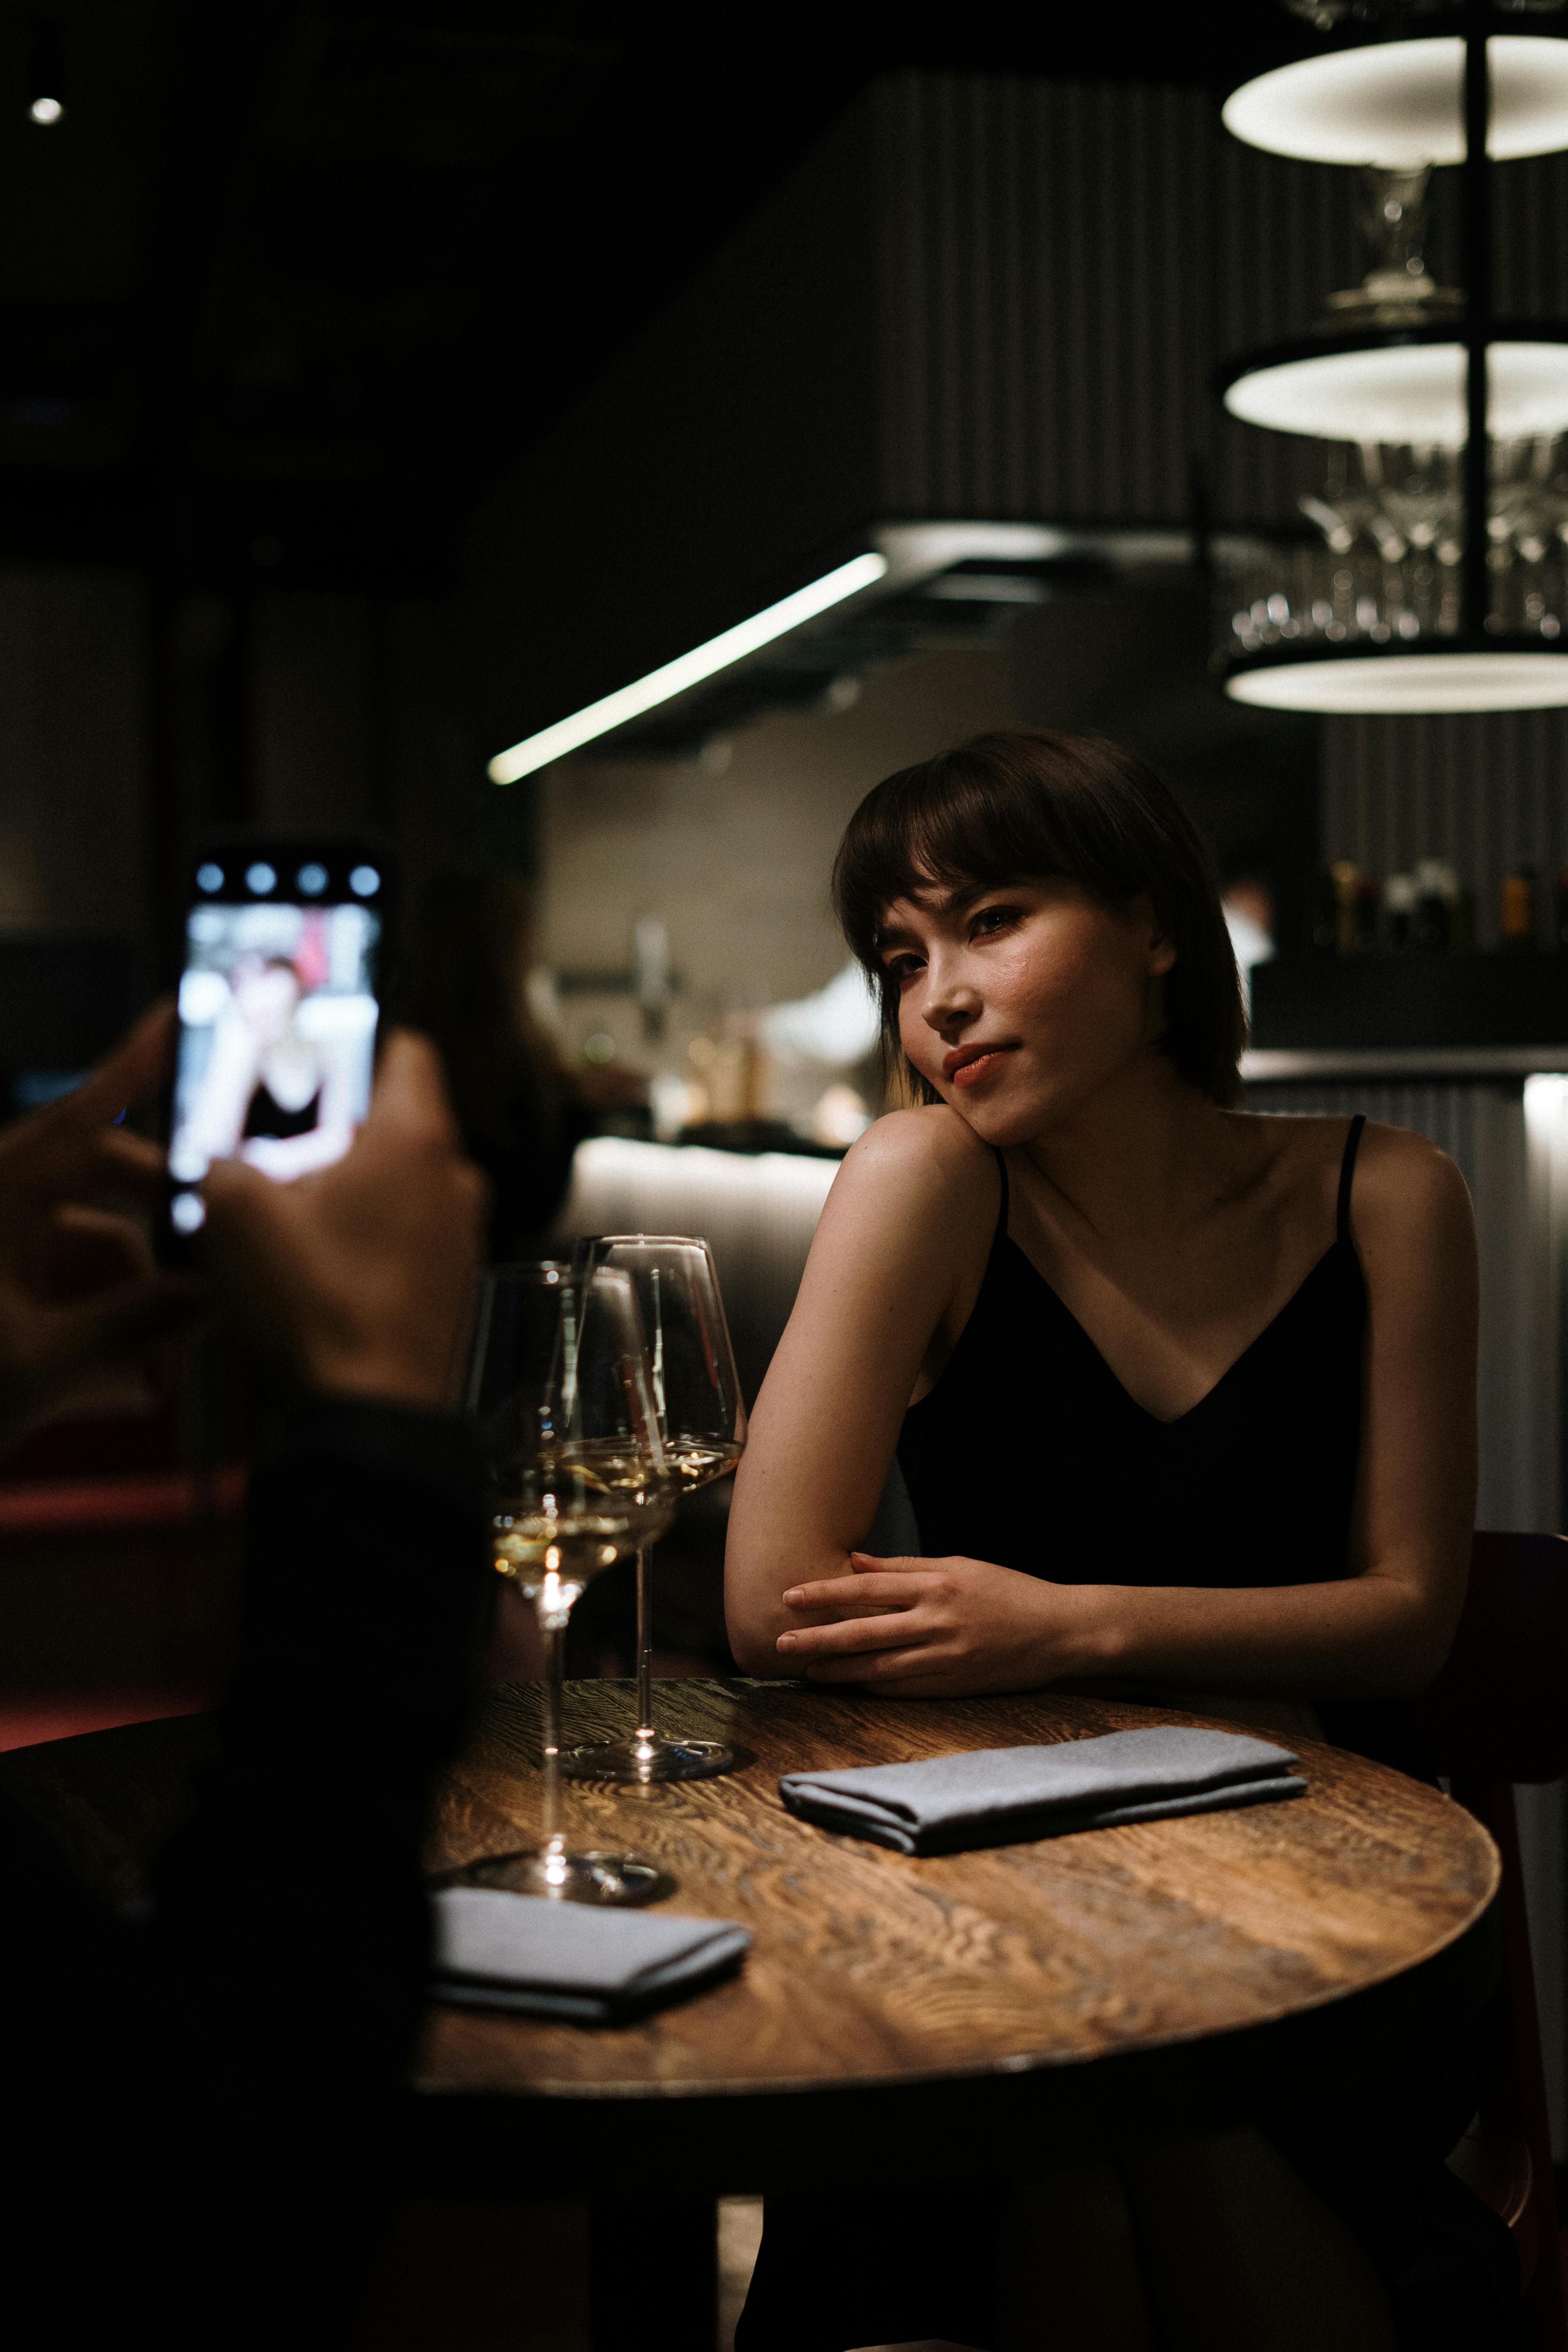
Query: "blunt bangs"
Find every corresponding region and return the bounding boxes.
[830,729,1245,1108]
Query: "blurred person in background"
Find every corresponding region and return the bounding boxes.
[1220,873,1276,1021]
[401,869,655,1677]
[0,1011,492,2349]
[401,870,644,1261]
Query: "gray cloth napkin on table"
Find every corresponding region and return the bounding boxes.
[431,1888,752,2024]
[779,1724,1306,1856]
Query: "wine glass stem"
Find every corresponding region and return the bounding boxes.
[634,1541,657,1749]
[541,1614,568,1873]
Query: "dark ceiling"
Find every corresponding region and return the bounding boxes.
[0,2,1321,596]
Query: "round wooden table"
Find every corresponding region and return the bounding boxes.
[0,1677,1502,2350]
[421,1679,1498,2149]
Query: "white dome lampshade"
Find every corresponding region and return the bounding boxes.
[1223,35,1568,169]
[1222,338,1568,445]
[1226,650,1568,714]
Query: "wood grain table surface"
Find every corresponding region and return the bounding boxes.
[0,1675,1502,2194]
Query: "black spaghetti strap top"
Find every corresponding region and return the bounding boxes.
[243,1078,322,1142]
[896,1115,1426,1772]
[899,1115,1368,1589]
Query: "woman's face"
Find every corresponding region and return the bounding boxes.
[232,960,302,1046]
[878,873,1176,1145]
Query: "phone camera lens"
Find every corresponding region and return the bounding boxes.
[246,862,277,895]
[195,862,224,893]
[296,862,328,897]
[348,864,380,897]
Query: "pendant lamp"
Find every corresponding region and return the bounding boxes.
[1217,5,1568,714]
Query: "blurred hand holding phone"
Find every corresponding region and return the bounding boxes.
[165,838,391,1254]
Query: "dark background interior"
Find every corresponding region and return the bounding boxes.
[0,4,1321,584]
[0,3,1329,960]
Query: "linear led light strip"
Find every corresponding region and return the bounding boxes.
[486,550,889,784]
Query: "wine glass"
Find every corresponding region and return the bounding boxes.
[563,1236,747,1784]
[465,1260,675,1902]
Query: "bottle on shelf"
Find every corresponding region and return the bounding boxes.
[1500,867,1537,953]
[1329,860,1360,955]
[1414,858,1456,953]
[1383,872,1416,951]
[1353,877,1381,953]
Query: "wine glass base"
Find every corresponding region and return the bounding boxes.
[446,1847,667,1906]
[563,1733,736,1784]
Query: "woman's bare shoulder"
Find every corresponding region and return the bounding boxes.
[1233,1104,1457,1176]
[1352,1117,1474,1241]
[1228,1109,1470,1243]
[818,1105,999,1241]
[840,1103,997,1191]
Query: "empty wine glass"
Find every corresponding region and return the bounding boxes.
[466,1260,675,1902]
[563,1236,746,1784]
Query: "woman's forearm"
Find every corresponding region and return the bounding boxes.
[726,1538,857,1674]
[1087,1569,1455,1700]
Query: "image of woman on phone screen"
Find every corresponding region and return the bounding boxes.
[724,731,1512,2352]
[173,911,374,1183]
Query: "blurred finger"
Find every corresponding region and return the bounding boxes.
[67,1002,176,1127]
[91,1126,167,1187]
[364,1029,459,1147]
[37,1271,200,1386]
[202,1153,282,1228]
[49,1205,154,1294]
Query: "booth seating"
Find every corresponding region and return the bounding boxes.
[0,1465,246,1751]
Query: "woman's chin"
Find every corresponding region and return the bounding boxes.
[940,1082,1048,1149]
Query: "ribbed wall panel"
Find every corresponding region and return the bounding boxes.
[1321,710,1568,939]
[875,75,1358,525]
[1247,1076,1568,2152]
[874,74,1568,531]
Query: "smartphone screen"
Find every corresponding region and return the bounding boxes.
[166,843,389,1240]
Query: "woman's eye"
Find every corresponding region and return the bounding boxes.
[972,905,1019,937]
[884,954,922,984]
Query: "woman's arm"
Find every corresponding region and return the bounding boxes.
[185,1003,266,1164]
[723,1109,996,1674]
[777,1123,1479,1700]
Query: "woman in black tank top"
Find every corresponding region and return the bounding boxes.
[726,733,1510,2351]
[898,1118,1421,1774]
[903,1121,1367,1597]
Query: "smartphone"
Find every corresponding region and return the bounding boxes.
[162,835,393,1258]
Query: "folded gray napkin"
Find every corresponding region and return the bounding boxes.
[430,1887,751,2024]
[779,1725,1306,1856]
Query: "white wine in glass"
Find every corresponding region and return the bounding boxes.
[468,1261,673,1902]
[563,1235,746,1784]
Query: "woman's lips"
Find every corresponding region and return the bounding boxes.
[947,1045,1015,1090]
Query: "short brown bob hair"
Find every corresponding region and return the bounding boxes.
[831,729,1246,1108]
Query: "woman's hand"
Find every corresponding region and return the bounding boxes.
[774,1551,1107,1697]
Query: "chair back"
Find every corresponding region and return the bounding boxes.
[1414,1532,1568,2352]
[1414,1530,1568,1783]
